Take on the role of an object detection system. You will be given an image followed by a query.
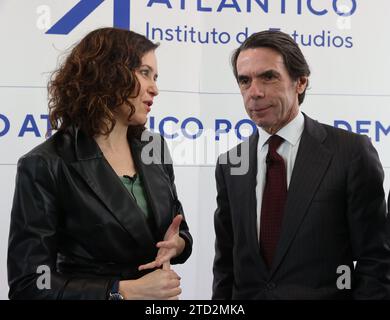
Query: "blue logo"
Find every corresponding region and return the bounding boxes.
[46,0,131,35]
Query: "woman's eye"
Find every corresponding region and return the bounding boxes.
[140,69,149,77]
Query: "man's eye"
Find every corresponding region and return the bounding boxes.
[263,73,276,81]
[238,78,249,86]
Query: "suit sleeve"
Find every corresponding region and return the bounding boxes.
[212,160,234,300]
[7,155,116,300]
[161,137,193,265]
[346,135,390,299]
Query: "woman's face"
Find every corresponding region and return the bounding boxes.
[116,50,159,126]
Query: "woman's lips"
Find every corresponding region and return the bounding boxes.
[143,101,153,112]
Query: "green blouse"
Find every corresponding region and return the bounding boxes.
[119,174,151,218]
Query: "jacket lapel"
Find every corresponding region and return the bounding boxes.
[232,132,269,272]
[269,115,333,278]
[67,128,156,254]
[130,136,175,241]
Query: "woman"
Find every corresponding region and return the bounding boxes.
[7,28,192,300]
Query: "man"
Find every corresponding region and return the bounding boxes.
[212,30,390,299]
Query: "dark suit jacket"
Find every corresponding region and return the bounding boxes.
[213,114,390,299]
[388,192,390,216]
[8,126,192,300]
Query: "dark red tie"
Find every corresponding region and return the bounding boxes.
[260,135,287,268]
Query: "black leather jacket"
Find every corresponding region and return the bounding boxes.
[7,127,192,299]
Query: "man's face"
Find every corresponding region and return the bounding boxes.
[236,47,307,134]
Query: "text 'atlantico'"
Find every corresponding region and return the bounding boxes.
[147,0,357,16]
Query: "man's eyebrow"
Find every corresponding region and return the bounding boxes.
[237,69,280,78]
[258,69,280,77]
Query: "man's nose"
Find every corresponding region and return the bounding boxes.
[248,80,265,99]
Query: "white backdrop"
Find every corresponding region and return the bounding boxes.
[1,0,389,299]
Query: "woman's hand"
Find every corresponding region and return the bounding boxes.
[138,215,185,271]
[119,269,181,300]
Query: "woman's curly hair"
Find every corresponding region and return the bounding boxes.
[48,27,159,137]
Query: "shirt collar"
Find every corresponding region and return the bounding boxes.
[257,112,305,150]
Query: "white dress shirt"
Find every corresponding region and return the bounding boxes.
[256,112,305,239]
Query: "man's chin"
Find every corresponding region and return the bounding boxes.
[253,118,270,129]
[253,120,278,134]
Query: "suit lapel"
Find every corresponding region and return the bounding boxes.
[269,116,333,278]
[67,128,156,254]
[245,134,262,263]
[232,133,269,272]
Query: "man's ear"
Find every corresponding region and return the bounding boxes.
[296,76,308,94]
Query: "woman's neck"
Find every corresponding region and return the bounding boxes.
[94,123,128,153]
